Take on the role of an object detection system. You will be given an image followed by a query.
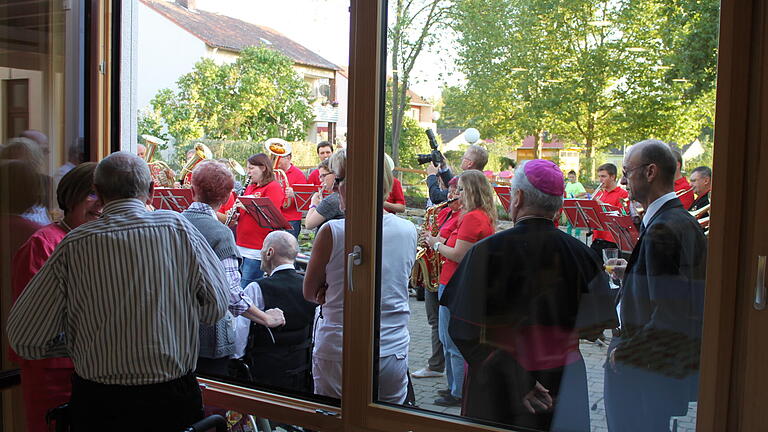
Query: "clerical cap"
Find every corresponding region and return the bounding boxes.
[523,159,565,196]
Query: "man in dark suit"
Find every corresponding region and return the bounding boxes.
[242,231,318,393]
[605,140,707,431]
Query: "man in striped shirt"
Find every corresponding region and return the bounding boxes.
[8,152,229,431]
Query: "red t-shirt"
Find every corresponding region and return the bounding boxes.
[282,164,308,221]
[11,224,74,369]
[437,208,460,239]
[385,178,406,213]
[592,186,629,243]
[308,168,321,186]
[236,180,285,250]
[439,209,494,285]
[674,176,694,209]
[219,191,236,214]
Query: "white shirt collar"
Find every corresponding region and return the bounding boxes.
[642,191,678,228]
[268,263,295,276]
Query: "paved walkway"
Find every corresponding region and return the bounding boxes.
[405,296,698,431]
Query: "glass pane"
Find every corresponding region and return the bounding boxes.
[135,0,350,410]
[376,0,718,430]
[0,0,87,428]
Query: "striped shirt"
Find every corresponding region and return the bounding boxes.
[7,198,229,385]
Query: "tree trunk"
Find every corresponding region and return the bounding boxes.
[585,117,595,178]
[533,130,542,159]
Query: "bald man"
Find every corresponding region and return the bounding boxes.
[136,144,147,159]
[241,231,318,393]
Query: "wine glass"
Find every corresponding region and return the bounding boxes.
[603,248,620,289]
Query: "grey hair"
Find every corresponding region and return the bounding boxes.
[94,151,152,201]
[264,230,299,262]
[465,144,489,170]
[511,160,563,214]
[328,148,346,177]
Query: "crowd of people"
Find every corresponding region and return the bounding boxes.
[1,132,709,432]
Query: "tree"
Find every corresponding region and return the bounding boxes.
[389,0,449,168]
[147,46,314,154]
[384,82,430,170]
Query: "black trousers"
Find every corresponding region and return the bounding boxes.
[70,372,203,432]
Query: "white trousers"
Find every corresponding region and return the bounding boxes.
[312,353,409,404]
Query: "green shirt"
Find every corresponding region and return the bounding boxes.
[565,181,587,198]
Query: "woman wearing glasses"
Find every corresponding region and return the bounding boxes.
[11,162,101,432]
[233,153,286,287]
[304,159,344,230]
[304,149,417,404]
[424,169,497,407]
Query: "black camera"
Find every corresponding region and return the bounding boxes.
[416,129,444,166]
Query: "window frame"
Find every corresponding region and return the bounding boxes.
[109,0,754,430]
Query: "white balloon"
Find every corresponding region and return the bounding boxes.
[464,128,480,143]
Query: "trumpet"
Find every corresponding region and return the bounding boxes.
[179,143,213,186]
[591,183,603,201]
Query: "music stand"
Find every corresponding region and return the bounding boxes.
[292,184,322,212]
[493,186,512,212]
[151,188,194,212]
[562,199,606,231]
[239,196,293,230]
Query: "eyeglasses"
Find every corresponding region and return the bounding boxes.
[622,163,650,178]
[319,172,331,179]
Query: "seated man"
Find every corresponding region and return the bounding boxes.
[243,231,318,392]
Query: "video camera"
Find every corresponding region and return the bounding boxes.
[416,129,444,167]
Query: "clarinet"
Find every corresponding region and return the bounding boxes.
[224,175,251,226]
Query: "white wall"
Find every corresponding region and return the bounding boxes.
[136,2,208,109]
[335,72,348,138]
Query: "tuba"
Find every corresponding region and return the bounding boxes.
[265,138,292,204]
[411,198,456,293]
[142,134,176,188]
[179,143,213,186]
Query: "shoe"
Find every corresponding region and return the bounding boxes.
[411,367,444,378]
[436,388,451,397]
[434,395,462,407]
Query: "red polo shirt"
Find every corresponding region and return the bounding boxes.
[308,168,321,186]
[592,186,629,243]
[674,176,694,209]
[282,164,308,222]
[385,178,406,213]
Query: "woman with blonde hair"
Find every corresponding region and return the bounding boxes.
[304,149,417,403]
[424,169,496,406]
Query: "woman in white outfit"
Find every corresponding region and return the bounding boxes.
[304,149,417,403]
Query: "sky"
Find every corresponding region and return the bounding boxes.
[191,0,462,100]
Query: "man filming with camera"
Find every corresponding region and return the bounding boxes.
[423,138,489,204]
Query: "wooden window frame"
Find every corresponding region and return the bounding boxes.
[105,0,758,430]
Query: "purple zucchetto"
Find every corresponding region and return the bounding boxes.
[523,159,565,196]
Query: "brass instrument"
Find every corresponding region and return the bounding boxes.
[142,134,176,188]
[227,159,246,177]
[675,186,694,198]
[265,138,292,206]
[179,143,213,186]
[411,198,456,292]
[591,183,603,201]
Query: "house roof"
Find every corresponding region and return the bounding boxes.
[437,128,463,143]
[518,135,564,150]
[141,0,340,71]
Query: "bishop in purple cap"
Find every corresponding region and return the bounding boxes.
[440,160,616,430]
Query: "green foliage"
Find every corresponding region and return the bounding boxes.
[384,83,431,170]
[146,46,314,152]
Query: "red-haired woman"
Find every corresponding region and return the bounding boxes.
[234,153,285,287]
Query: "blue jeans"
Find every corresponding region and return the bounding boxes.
[240,257,263,288]
[438,284,465,398]
[287,220,302,239]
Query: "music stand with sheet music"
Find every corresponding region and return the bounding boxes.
[562,199,606,231]
[239,196,292,230]
[292,184,322,212]
[151,188,195,212]
[596,206,640,254]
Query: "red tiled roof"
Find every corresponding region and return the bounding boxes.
[518,135,565,149]
[141,0,340,71]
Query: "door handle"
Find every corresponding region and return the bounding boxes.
[347,245,362,292]
[754,255,767,310]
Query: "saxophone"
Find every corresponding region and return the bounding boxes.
[411,199,455,293]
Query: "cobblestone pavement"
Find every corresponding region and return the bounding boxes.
[406,296,698,431]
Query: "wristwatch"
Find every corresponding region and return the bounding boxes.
[432,242,441,252]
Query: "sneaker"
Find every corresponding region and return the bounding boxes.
[411,367,444,378]
[436,388,451,397]
[434,395,462,407]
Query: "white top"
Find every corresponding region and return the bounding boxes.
[313,214,417,361]
[238,245,261,260]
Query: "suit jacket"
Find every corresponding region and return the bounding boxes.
[426,168,454,204]
[613,198,707,402]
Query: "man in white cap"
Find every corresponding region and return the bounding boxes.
[441,159,616,431]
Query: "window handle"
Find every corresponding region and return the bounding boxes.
[754,255,767,310]
[347,245,362,292]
